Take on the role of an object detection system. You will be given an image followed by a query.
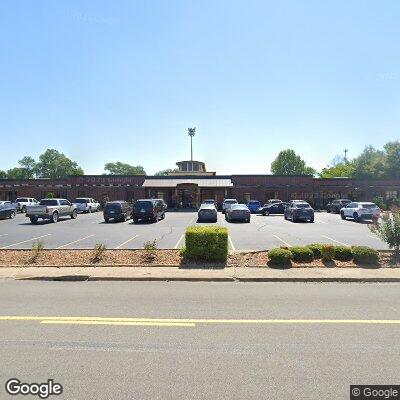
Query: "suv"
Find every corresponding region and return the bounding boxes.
[12,198,38,213]
[246,200,261,213]
[132,199,166,223]
[326,199,351,214]
[73,198,101,213]
[103,201,133,223]
[284,201,314,223]
[222,199,238,214]
[340,202,381,222]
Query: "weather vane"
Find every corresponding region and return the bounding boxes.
[188,127,196,161]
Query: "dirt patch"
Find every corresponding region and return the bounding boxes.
[0,249,398,268]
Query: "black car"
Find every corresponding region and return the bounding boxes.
[103,201,133,223]
[132,199,166,223]
[259,202,288,216]
[326,199,351,213]
[0,201,16,220]
[284,201,314,223]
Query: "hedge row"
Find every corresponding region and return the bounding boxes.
[268,244,379,267]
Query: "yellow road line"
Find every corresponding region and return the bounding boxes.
[1,316,400,325]
[41,320,195,327]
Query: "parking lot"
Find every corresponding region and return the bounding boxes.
[0,210,388,250]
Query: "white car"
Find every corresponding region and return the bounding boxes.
[340,202,381,222]
[12,197,39,213]
[222,199,238,214]
[72,198,101,213]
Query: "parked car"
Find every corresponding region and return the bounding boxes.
[203,199,217,207]
[132,199,166,223]
[12,197,39,213]
[326,199,351,213]
[0,201,16,220]
[222,199,238,214]
[284,201,314,222]
[246,200,261,213]
[267,199,283,204]
[104,201,132,223]
[153,199,168,211]
[340,202,381,222]
[26,198,77,224]
[259,202,288,216]
[197,203,218,222]
[72,198,101,213]
[225,204,251,222]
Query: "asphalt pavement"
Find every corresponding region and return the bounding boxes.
[0,210,388,250]
[0,280,399,399]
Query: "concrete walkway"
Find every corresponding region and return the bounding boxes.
[1,266,400,282]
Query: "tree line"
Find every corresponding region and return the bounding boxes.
[1,141,399,179]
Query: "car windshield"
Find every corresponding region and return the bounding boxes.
[39,199,58,206]
[16,198,28,202]
[200,204,215,209]
[295,203,310,208]
[248,201,260,205]
[225,200,237,204]
[105,203,121,211]
[74,199,88,204]
[362,203,378,209]
[231,204,248,210]
[135,201,153,209]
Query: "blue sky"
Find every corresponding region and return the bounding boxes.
[0,0,399,175]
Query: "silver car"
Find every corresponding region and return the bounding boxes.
[222,199,238,214]
[225,204,251,223]
[197,203,218,222]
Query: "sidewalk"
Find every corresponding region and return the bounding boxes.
[1,266,400,282]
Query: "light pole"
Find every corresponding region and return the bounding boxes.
[188,127,196,161]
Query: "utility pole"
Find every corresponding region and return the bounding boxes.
[188,127,196,161]
[344,149,348,162]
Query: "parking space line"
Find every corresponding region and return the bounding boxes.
[114,235,139,249]
[56,235,95,249]
[174,234,185,249]
[321,235,351,247]
[0,234,8,238]
[228,236,236,251]
[273,235,291,247]
[0,234,52,249]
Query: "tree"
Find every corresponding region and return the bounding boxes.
[155,168,179,176]
[383,141,400,179]
[319,156,355,178]
[271,149,316,175]
[18,156,37,179]
[35,149,84,179]
[104,162,145,175]
[352,146,386,179]
[0,170,7,179]
[6,167,31,179]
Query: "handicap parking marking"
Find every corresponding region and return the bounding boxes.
[0,234,52,249]
[114,235,140,249]
[321,235,351,247]
[56,235,95,249]
[273,235,291,247]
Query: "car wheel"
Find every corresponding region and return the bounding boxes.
[21,206,27,213]
[341,211,346,220]
[51,212,59,223]
[310,217,314,223]
[284,214,288,220]
[71,210,77,219]
[10,211,16,219]
[327,209,330,213]
[247,219,251,223]
[353,212,360,223]
[30,216,38,224]
[88,207,92,213]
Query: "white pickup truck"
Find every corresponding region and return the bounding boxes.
[12,197,39,213]
[26,198,78,224]
[72,197,101,213]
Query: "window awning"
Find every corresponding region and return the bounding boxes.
[142,178,233,188]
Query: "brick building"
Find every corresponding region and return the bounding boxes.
[0,160,399,208]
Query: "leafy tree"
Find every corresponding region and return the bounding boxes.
[6,167,31,179]
[104,162,145,175]
[35,149,84,179]
[352,145,386,179]
[271,149,316,175]
[383,141,400,179]
[18,156,37,179]
[319,155,355,178]
[0,170,6,179]
[155,168,179,176]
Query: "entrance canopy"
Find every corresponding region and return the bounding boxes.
[142,178,232,188]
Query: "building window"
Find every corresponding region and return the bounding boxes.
[386,190,398,199]
[243,193,250,203]
[157,192,164,200]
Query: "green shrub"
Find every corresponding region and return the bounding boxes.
[290,246,314,263]
[306,243,323,259]
[334,246,353,262]
[268,248,293,267]
[352,246,379,265]
[184,226,228,262]
[321,244,335,262]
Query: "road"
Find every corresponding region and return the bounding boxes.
[0,280,399,399]
[0,210,387,250]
